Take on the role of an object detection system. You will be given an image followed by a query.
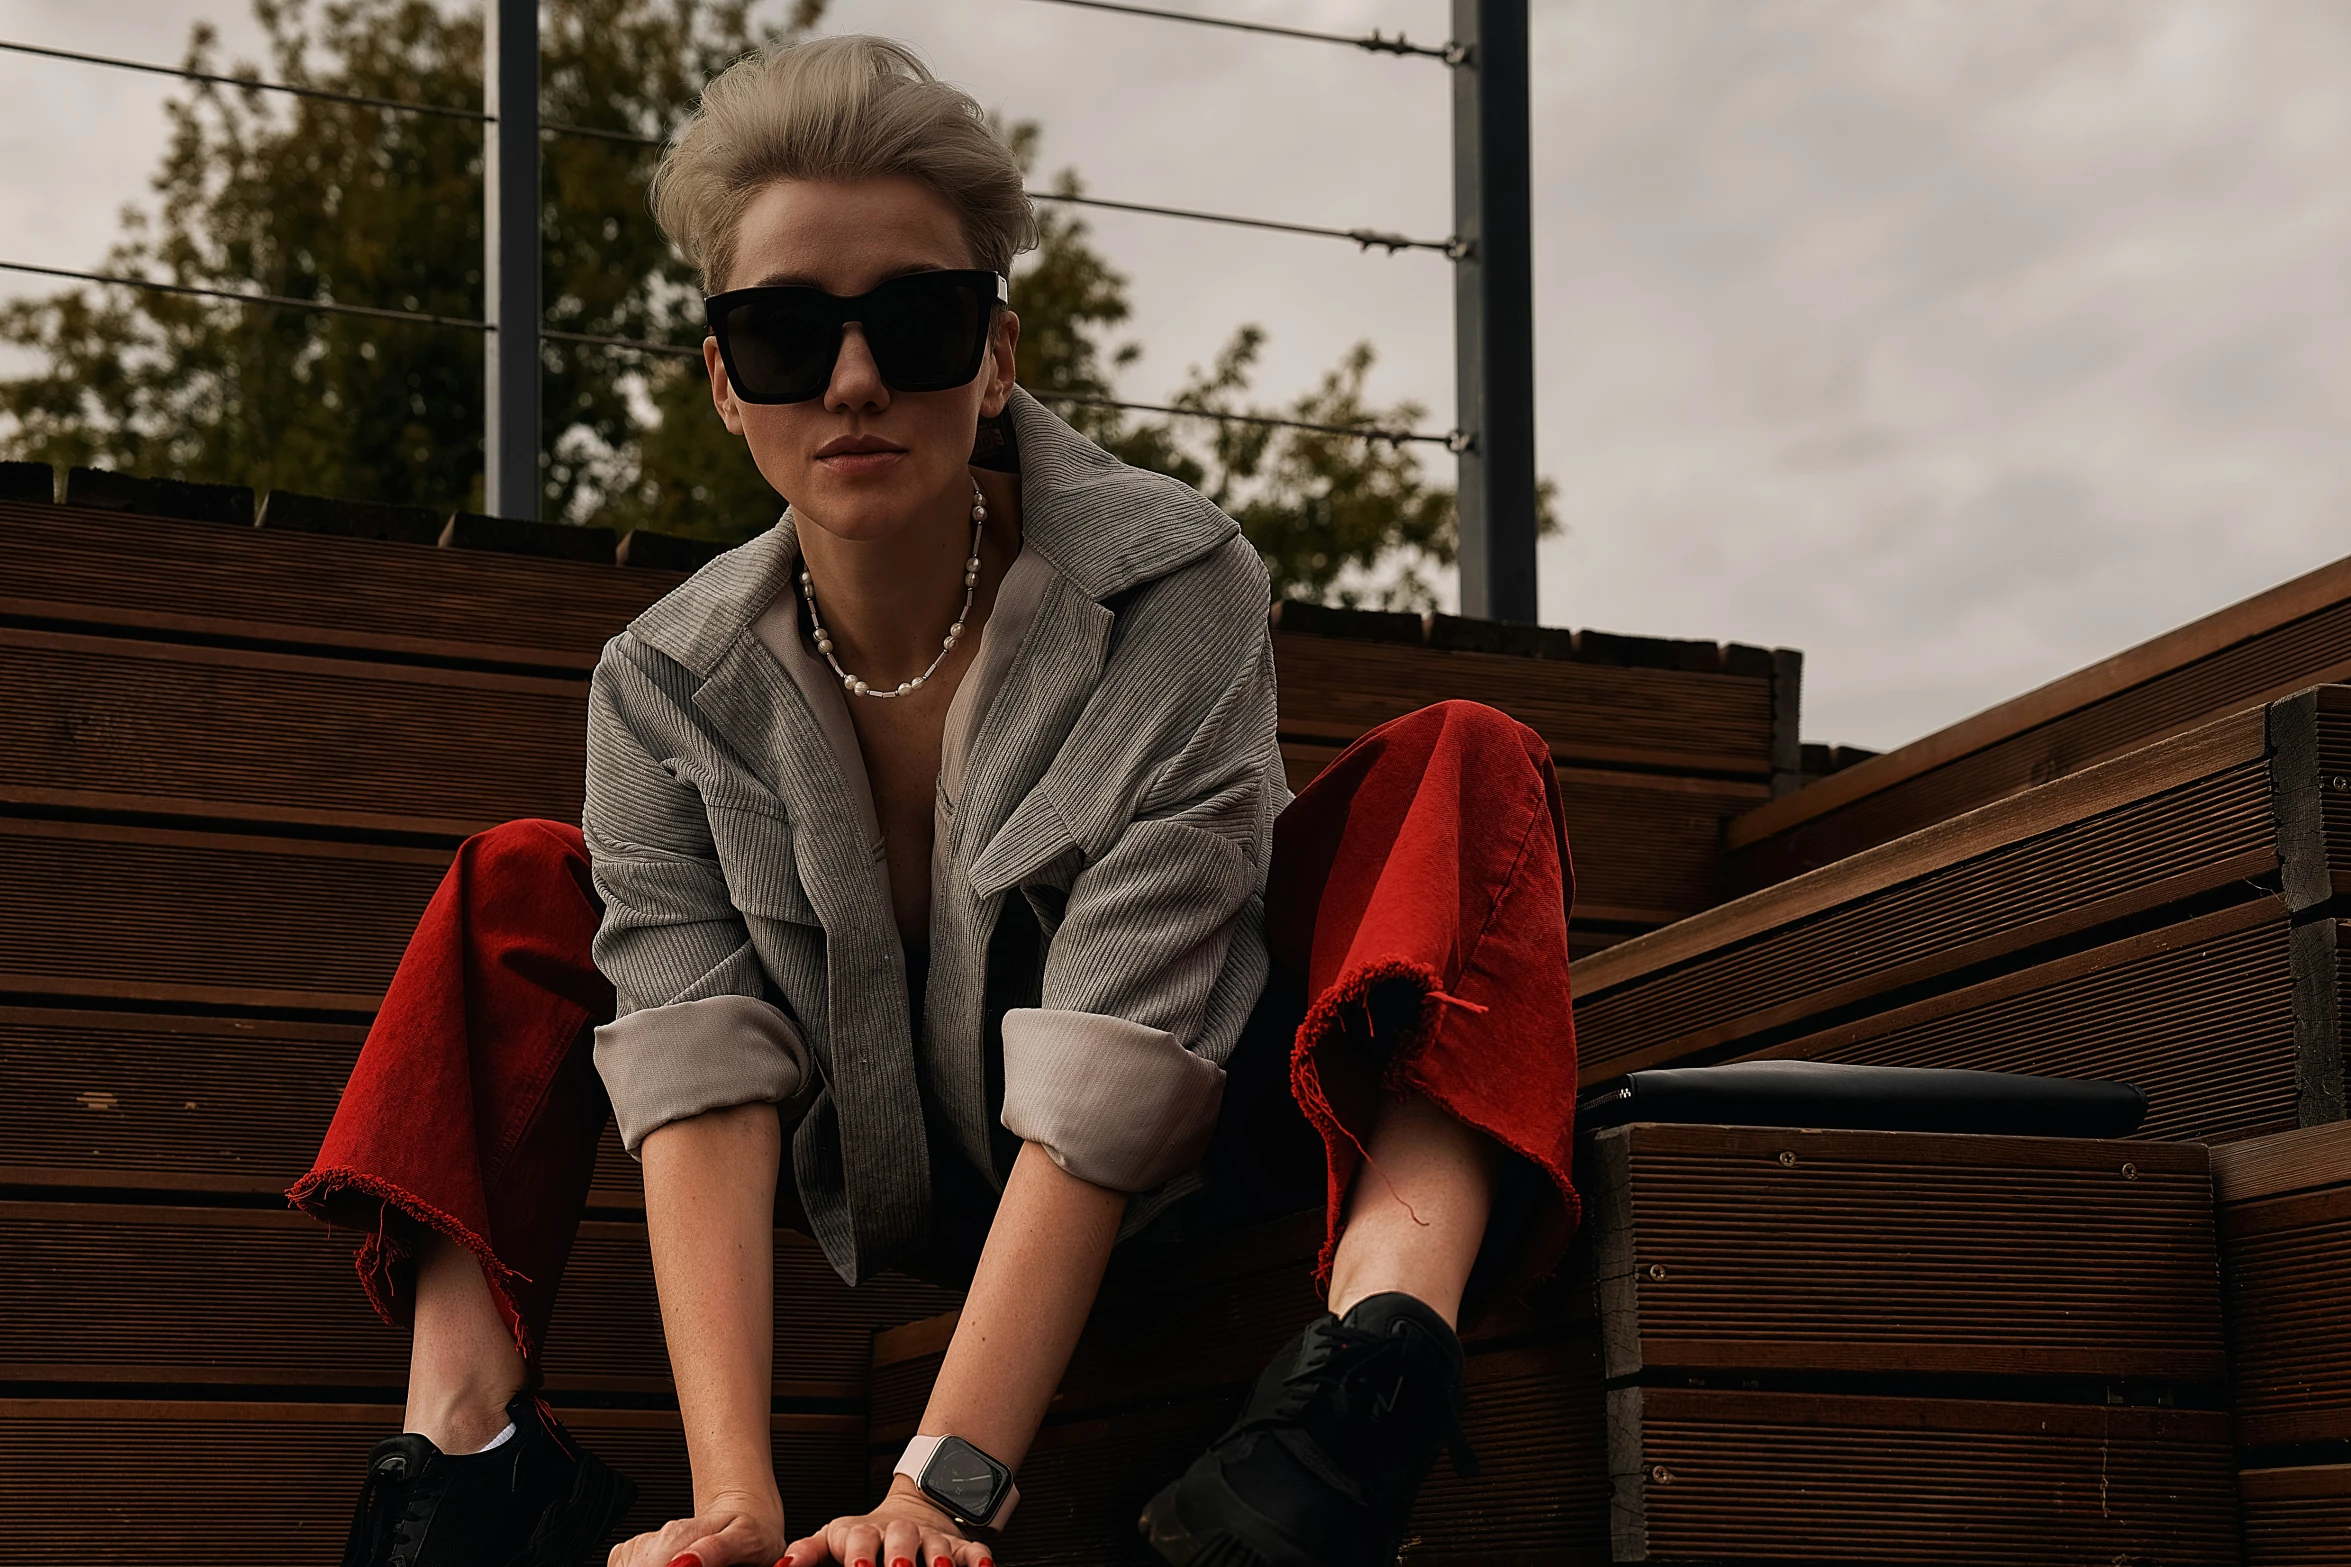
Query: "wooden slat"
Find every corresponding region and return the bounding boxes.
[1725,546,2351,891]
[0,1006,643,1204]
[1273,629,1776,777]
[1735,899,2316,1145]
[1571,708,2281,1081]
[1589,1125,2225,1384]
[2,498,678,672]
[0,1201,956,1403]
[1608,1388,2238,1565]
[2221,1183,2351,1448]
[1,627,586,837]
[2212,1119,2351,1205]
[0,1398,861,1565]
[0,820,445,1011]
[2240,1464,2351,1567]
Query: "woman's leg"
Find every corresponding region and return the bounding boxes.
[1324,1092,1501,1326]
[1145,700,1578,1567]
[289,818,633,1564]
[405,1231,532,1453]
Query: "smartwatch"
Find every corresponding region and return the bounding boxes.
[896,1433,1019,1530]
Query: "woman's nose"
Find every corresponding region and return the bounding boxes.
[825,322,889,412]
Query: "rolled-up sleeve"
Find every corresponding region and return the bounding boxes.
[998,538,1286,1191]
[584,642,810,1153]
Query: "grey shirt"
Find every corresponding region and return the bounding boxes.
[583,389,1289,1284]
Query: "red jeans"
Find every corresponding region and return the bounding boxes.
[291,701,1580,1363]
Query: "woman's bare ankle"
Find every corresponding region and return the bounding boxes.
[404,1384,522,1454]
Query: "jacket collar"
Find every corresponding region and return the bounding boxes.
[627,387,1237,674]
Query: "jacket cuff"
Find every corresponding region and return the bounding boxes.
[1000,1008,1227,1191]
[594,994,812,1155]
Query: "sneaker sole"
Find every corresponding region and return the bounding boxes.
[1138,1465,1316,1567]
[519,1448,638,1567]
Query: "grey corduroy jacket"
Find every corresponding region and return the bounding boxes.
[583,389,1288,1285]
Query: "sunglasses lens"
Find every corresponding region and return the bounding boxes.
[718,293,839,402]
[864,273,993,392]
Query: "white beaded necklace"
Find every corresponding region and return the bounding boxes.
[797,482,986,700]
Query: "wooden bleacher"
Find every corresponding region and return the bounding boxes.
[1723,547,2351,895]
[0,462,1791,1559]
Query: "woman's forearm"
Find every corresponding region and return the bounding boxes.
[916,1140,1127,1470]
[642,1101,785,1518]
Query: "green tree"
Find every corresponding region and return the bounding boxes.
[0,0,1527,608]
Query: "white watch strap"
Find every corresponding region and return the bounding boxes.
[895,1434,1020,1530]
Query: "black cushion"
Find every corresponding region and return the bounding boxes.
[1581,1060,2147,1138]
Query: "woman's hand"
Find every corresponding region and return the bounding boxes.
[606,1487,788,1567]
[779,1477,994,1567]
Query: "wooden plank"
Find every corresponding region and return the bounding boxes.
[0,820,447,1012]
[1731,899,2316,1144]
[2220,1183,2351,1449]
[1576,705,2271,1002]
[2240,1464,2351,1567]
[0,1201,957,1404]
[1608,1387,2238,1565]
[1588,1125,2224,1384]
[0,1398,861,1565]
[1,497,680,674]
[1726,548,2351,887]
[0,627,586,838]
[1273,629,1776,777]
[1571,715,2282,1080]
[2212,1119,2351,1205]
[0,1006,643,1205]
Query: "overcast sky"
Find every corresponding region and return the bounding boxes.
[3,1,2347,751]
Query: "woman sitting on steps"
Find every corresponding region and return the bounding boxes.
[293,34,1580,1567]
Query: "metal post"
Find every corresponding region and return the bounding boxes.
[1451,0,1538,622]
[483,0,540,519]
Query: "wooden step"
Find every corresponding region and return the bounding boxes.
[0,1006,642,1203]
[1592,1123,2238,1565]
[2,626,587,837]
[1587,1124,2226,1386]
[2216,1122,2351,1461]
[2,497,681,671]
[1726,545,2351,892]
[0,1200,958,1402]
[0,1398,861,1566]
[1572,692,2349,1104]
[1609,1389,2237,1566]
[0,820,446,1011]
[1728,900,2338,1144]
[2239,1463,2351,1567]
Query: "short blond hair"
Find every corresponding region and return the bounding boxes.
[651,35,1036,293]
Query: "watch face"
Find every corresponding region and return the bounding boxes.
[922,1435,1007,1522]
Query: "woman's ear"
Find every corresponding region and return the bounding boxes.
[703,337,747,436]
[979,308,1021,418]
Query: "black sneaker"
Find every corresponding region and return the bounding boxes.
[341,1394,638,1567]
[1139,1291,1477,1566]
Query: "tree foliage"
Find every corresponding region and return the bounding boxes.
[0,0,1521,607]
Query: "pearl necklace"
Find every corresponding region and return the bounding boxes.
[797,483,985,700]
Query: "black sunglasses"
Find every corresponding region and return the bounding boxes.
[704,269,1008,405]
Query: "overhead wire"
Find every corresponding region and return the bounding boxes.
[1015,0,1462,63]
[0,260,1455,447]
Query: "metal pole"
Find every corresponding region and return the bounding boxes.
[1451,0,1538,622]
[483,0,540,519]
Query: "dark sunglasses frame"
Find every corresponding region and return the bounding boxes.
[704,269,1009,405]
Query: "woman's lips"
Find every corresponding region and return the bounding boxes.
[816,447,906,478]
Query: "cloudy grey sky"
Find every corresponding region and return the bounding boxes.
[3,1,2347,751]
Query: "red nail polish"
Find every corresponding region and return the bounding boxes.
[667,1557,703,1567]
[893,1559,914,1567]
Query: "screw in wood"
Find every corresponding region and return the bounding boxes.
[1649,1263,1668,1281]
[2121,1162,2138,1179]
[1777,1150,1797,1167]
[1651,1465,1674,1484]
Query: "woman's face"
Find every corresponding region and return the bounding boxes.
[705,176,1019,544]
